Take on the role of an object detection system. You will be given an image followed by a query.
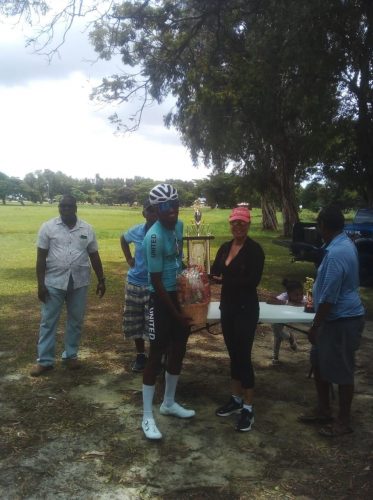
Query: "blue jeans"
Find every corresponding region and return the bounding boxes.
[37,279,88,366]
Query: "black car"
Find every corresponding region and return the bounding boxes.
[279,210,373,287]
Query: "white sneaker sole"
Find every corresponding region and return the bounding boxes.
[236,416,255,432]
[160,403,195,419]
[216,408,243,417]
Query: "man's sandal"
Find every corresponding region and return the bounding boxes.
[319,423,353,437]
[298,411,334,424]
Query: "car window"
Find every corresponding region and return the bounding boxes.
[354,209,373,224]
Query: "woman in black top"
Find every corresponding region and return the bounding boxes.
[211,206,265,432]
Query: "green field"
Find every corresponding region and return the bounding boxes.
[1,203,372,323]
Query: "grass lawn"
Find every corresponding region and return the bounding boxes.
[1,203,373,499]
[1,203,372,328]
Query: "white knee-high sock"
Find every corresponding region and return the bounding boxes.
[163,371,179,407]
[142,384,155,420]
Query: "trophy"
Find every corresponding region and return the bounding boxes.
[184,205,214,273]
[304,277,315,313]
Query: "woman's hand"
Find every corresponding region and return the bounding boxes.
[209,275,222,284]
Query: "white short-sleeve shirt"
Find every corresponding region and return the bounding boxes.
[37,216,99,290]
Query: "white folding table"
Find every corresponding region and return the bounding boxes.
[205,301,314,333]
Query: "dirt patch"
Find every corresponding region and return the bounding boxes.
[1,291,373,499]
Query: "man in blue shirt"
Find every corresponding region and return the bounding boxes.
[299,206,365,437]
[120,201,157,372]
[141,183,194,440]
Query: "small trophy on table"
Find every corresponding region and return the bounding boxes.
[304,277,315,313]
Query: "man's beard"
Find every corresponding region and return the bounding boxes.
[61,215,77,226]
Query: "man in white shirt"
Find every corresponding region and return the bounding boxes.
[30,195,106,377]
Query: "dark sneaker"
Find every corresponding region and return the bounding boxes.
[132,353,147,373]
[215,396,243,417]
[62,358,82,370]
[30,364,54,377]
[236,408,255,432]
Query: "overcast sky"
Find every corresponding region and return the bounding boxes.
[0,14,210,182]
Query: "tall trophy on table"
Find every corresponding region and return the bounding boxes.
[184,204,214,273]
[178,205,214,325]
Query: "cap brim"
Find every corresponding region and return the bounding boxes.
[229,216,250,223]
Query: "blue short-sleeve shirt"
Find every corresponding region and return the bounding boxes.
[313,232,364,320]
[123,223,148,286]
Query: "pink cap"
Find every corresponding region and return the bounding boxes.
[229,206,251,223]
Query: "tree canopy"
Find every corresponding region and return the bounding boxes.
[1,0,372,234]
[0,169,259,209]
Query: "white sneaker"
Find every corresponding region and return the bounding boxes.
[142,418,162,440]
[160,402,195,419]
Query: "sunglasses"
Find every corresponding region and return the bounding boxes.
[158,200,179,213]
[230,220,249,227]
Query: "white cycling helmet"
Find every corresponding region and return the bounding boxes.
[149,183,178,205]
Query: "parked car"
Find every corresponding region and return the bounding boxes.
[344,208,373,239]
[275,209,373,287]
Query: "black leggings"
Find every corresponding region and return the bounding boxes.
[220,304,259,389]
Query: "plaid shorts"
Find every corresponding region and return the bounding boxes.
[122,282,150,340]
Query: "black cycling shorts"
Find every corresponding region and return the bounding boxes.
[148,292,190,349]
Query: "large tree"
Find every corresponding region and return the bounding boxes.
[88,0,339,234]
[322,0,373,206]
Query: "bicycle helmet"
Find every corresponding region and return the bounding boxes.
[149,183,178,205]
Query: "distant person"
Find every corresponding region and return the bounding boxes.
[120,201,157,372]
[31,195,106,377]
[299,205,365,437]
[211,206,264,432]
[267,278,306,365]
[141,183,194,440]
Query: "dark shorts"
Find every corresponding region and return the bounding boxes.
[310,316,365,385]
[148,292,190,349]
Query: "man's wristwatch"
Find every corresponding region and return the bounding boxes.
[98,277,106,283]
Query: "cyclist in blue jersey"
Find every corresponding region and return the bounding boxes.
[141,184,194,440]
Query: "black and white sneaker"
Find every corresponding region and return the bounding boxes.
[215,396,243,417]
[132,353,147,372]
[236,408,255,432]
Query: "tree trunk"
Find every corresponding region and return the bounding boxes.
[278,160,299,237]
[261,195,278,230]
[356,14,373,207]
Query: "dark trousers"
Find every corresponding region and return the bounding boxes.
[220,303,259,389]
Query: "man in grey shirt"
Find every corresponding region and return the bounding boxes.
[30,195,106,377]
